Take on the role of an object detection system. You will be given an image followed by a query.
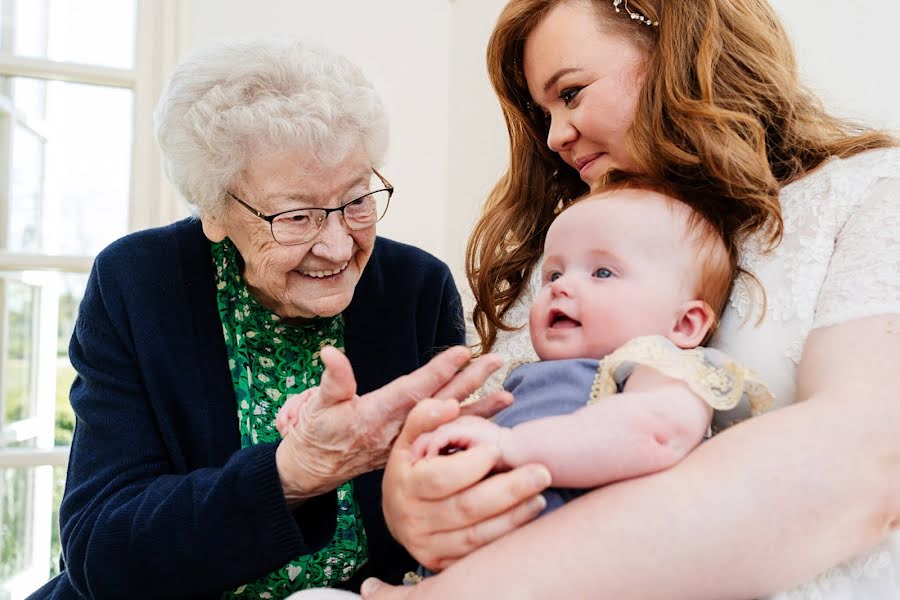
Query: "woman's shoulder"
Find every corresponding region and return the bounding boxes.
[87,218,213,310]
[785,147,900,197]
[94,218,206,272]
[774,146,900,243]
[368,236,454,284]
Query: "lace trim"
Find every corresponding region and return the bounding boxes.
[590,335,773,413]
[461,357,535,408]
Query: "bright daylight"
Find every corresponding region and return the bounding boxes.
[1,1,899,599]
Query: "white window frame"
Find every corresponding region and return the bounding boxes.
[0,1,179,597]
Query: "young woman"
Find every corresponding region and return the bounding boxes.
[372,1,900,598]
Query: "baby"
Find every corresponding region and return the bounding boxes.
[411,183,772,512]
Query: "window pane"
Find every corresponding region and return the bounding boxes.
[1,0,48,58]
[55,273,84,447]
[7,122,44,252]
[2,277,37,426]
[3,0,137,69]
[0,464,36,581]
[49,464,65,577]
[47,79,132,255]
[3,77,132,255]
[11,76,48,122]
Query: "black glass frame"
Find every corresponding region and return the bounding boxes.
[227,168,394,245]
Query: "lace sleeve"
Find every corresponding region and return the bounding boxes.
[485,264,542,363]
[464,264,542,402]
[813,176,900,329]
[591,336,773,414]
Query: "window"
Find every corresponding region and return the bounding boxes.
[0,1,174,596]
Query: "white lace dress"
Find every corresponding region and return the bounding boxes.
[480,148,900,599]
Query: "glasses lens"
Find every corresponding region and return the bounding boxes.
[271,209,321,245]
[344,189,390,228]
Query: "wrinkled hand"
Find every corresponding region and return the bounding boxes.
[382,398,551,571]
[275,346,511,504]
[275,387,316,438]
[410,415,507,463]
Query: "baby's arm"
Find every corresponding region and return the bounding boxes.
[501,365,713,487]
[415,366,713,487]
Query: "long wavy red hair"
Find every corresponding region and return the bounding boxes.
[466,0,896,352]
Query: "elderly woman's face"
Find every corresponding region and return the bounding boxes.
[203,144,377,320]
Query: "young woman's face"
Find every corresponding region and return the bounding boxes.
[524,0,647,184]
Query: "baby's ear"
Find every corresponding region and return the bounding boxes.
[670,300,715,349]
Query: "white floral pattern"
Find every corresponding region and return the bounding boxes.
[472,148,900,599]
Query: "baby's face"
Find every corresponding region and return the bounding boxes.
[529,190,698,361]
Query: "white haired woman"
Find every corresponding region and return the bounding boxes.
[28,37,511,600]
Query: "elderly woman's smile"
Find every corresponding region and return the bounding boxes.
[203,144,377,321]
[299,262,349,278]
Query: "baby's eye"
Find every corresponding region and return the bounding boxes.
[548,271,562,283]
[593,268,613,279]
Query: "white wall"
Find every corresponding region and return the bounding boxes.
[447,0,509,289]
[771,0,900,133]
[164,1,900,292]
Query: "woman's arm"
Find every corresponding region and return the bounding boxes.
[368,314,900,598]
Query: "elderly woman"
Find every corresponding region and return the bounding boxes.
[30,38,506,599]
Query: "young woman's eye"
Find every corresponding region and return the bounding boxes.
[559,87,582,106]
[593,268,613,279]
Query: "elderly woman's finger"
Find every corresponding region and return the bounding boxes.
[434,352,504,400]
[459,390,513,418]
[377,346,472,408]
[315,346,357,407]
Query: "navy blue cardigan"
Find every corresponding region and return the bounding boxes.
[30,219,464,599]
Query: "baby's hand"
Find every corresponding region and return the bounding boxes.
[275,387,318,437]
[410,415,507,463]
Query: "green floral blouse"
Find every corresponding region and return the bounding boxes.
[212,239,368,598]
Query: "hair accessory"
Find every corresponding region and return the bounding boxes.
[613,0,659,26]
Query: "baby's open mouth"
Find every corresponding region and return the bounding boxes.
[549,309,581,328]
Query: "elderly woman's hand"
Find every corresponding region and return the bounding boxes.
[275,346,511,504]
[380,398,551,572]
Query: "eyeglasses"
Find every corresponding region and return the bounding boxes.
[227,169,394,246]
